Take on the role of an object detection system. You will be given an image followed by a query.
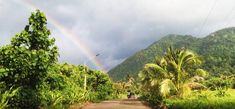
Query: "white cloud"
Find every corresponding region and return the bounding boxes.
[1,0,235,70]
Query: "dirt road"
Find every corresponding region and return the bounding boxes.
[81,99,151,109]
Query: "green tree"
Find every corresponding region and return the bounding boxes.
[0,10,58,108]
[126,74,134,84]
[139,47,202,98]
[86,70,114,102]
[0,9,58,88]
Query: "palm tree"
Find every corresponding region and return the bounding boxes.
[139,46,202,97]
[164,47,201,89]
[126,74,135,85]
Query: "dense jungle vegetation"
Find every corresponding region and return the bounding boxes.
[109,28,235,81]
[138,46,235,109]
[0,10,119,109]
[108,21,235,109]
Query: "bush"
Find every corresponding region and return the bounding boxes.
[91,83,113,102]
[9,88,39,108]
[202,77,233,90]
[165,89,235,109]
[139,93,164,107]
[38,64,115,108]
[38,72,85,108]
[86,70,114,102]
[0,86,19,109]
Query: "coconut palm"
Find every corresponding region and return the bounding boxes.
[164,47,201,89]
[139,46,202,97]
[126,74,135,85]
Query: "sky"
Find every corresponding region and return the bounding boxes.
[1,0,235,71]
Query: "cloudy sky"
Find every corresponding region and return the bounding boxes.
[1,0,235,71]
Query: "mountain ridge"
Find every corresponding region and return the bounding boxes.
[108,27,235,81]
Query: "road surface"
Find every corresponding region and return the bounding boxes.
[80,99,151,109]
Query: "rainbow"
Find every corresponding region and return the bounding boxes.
[14,0,107,72]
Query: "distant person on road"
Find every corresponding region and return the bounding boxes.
[127,90,136,99]
[127,90,131,99]
[130,92,135,99]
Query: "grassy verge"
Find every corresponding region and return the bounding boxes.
[165,89,235,109]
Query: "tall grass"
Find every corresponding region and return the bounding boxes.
[165,89,235,109]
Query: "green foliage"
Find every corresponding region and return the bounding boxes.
[0,10,116,108]
[139,87,164,107]
[0,10,59,108]
[215,88,228,97]
[9,88,39,108]
[86,70,114,102]
[195,69,209,77]
[202,77,233,90]
[160,79,177,97]
[165,89,235,109]
[111,74,140,99]
[109,35,200,81]
[0,10,58,89]
[109,27,235,81]
[0,85,19,109]
[38,72,84,108]
[37,63,115,107]
[139,47,201,98]
[138,47,205,107]
[112,82,128,98]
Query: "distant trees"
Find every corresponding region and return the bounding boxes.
[39,63,114,107]
[110,31,235,81]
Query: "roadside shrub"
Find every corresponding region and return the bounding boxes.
[140,93,164,107]
[166,89,235,109]
[86,70,114,102]
[0,85,19,109]
[9,88,39,108]
[95,83,113,100]
[38,72,85,108]
[202,77,233,90]
[232,80,235,89]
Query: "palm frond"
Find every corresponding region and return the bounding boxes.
[187,82,206,90]
[195,69,208,77]
[160,79,177,97]
[145,63,168,78]
[179,84,191,98]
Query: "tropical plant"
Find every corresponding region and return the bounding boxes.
[39,72,84,108]
[139,47,202,99]
[0,10,58,89]
[165,89,235,109]
[86,70,114,102]
[113,82,126,98]
[0,86,19,109]
[0,9,117,108]
[202,77,233,90]
[0,10,58,108]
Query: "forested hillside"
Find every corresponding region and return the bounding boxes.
[108,27,235,81]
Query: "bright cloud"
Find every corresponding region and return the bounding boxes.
[1,0,235,70]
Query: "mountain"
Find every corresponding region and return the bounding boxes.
[108,27,235,81]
